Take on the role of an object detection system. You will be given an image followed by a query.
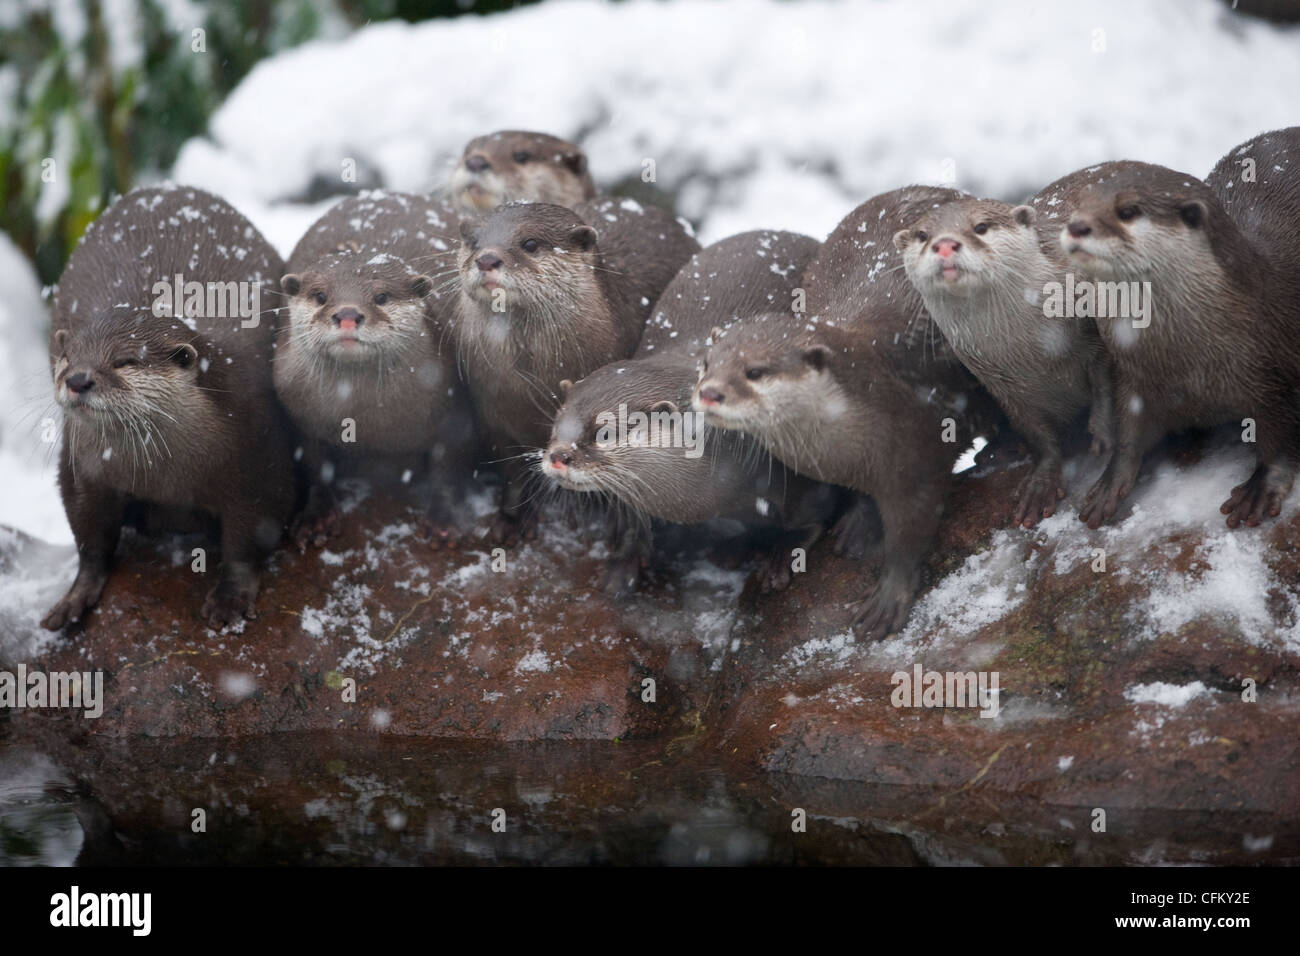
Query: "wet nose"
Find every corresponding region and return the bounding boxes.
[333,308,364,328]
[934,238,961,258]
[476,253,503,272]
[1067,220,1092,238]
[698,387,725,406]
[465,154,490,173]
[549,449,571,471]
[66,372,94,394]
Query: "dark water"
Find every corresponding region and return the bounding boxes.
[1,731,1291,866]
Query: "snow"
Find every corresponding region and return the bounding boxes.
[2,0,1300,663]
[168,0,1300,254]
[1124,680,1210,707]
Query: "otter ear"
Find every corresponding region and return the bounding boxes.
[803,344,832,371]
[1011,204,1036,227]
[892,229,912,252]
[569,224,598,251]
[563,152,588,177]
[558,379,574,396]
[1179,200,1206,229]
[280,274,301,296]
[171,343,198,370]
[52,328,69,351]
[411,275,433,297]
[648,399,679,415]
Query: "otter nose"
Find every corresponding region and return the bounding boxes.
[333,308,363,329]
[698,387,725,406]
[66,372,94,394]
[465,154,491,173]
[1067,220,1092,238]
[476,253,503,273]
[933,238,961,258]
[549,449,571,472]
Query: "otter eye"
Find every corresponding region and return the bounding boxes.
[374,292,389,305]
[1117,205,1141,221]
[521,238,541,254]
[512,151,531,164]
[113,357,139,369]
[314,291,327,305]
[916,231,929,244]
[973,222,989,235]
[745,367,767,381]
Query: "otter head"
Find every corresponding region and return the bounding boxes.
[544,359,702,505]
[449,130,595,214]
[280,253,433,364]
[894,199,1041,299]
[1058,164,1214,281]
[50,308,202,426]
[693,314,839,440]
[457,202,600,313]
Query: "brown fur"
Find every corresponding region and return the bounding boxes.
[895,196,1114,527]
[1049,135,1300,527]
[694,187,1000,639]
[44,185,294,630]
[449,130,596,214]
[545,230,833,593]
[277,191,475,547]
[451,200,699,539]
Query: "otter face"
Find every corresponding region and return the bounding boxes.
[457,203,599,312]
[50,313,200,423]
[281,256,432,363]
[1059,181,1210,281]
[894,200,1040,299]
[449,131,594,214]
[543,363,702,511]
[693,319,835,437]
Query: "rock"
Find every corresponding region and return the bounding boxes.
[3,430,1299,862]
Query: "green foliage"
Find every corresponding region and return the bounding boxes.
[0,0,538,285]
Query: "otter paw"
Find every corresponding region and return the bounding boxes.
[757,549,794,594]
[599,554,644,598]
[419,511,469,551]
[487,511,538,547]
[41,577,108,631]
[1078,467,1131,529]
[850,576,915,641]
[291,506,339,551]
[1013,467,1066,528]
[1221,466,1289,528]
[830,499,879,559]
[202,578,258,628]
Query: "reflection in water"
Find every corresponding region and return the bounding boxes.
[0,734,1290,866]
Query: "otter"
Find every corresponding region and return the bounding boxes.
[277,190,476,547]
[42,185,294,630]
[693,187,999,639]
[452,198,699,541]
[894,196,1114,527]
[541,230,835,594]
[448,130,596,215]
[1051,127,1300,528]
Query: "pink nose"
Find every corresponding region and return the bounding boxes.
[549,450,570,472]
[934,238,961,258]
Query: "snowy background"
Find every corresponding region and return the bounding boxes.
[2,0,1299,547]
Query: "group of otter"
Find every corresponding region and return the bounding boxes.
[42,126,1300,641]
